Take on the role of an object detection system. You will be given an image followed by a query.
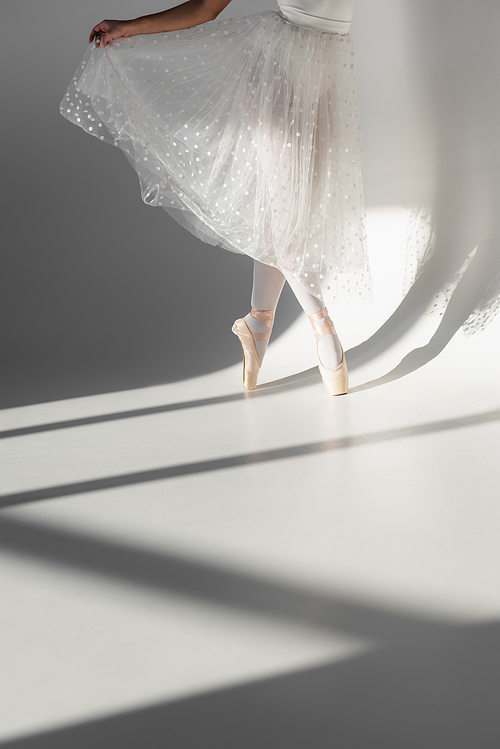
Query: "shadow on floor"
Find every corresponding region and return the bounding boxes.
[0,513,498,749]
[2,624,499,749]
[0,514,442,641]
[1,407,499,508]
[0,372,318,441]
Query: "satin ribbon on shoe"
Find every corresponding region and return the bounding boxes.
[231,308,275,390]
[308,307,349,395]
[248,308,275,338]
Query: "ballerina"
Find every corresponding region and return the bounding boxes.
[61,0,372,394]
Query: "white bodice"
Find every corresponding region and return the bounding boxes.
[277,0,355,34]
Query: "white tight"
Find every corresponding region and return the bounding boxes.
[244,259,343,368]
[243,87,343,368]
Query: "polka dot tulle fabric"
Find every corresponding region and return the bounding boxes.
[60,10,372,304]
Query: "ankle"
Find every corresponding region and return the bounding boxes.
[250,307,275,327]
[244,308,274,365]
[308,307,333,328]
[308,307,337,339]
[245,308,274,335]
[307,307,343,369]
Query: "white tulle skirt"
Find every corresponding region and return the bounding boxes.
[60,10,372,304]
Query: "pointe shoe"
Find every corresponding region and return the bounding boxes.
[231,307,275,390]
[308,308,349,396]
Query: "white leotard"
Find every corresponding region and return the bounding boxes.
[277,0,355,34]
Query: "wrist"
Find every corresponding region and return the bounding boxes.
[126,16,150,36]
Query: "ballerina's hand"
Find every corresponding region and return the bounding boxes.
[89,19,132,48]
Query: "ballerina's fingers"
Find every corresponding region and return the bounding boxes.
[89,21,107,45]
[98,33,115,49]
[93,33,114,49]
[89,20,126,47]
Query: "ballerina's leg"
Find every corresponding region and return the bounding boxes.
[244,260,286,363]
[281,270,343,369]
[252,88,343,370]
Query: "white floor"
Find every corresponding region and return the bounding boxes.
[1,209,500,746]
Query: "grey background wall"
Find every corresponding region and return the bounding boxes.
[1,0,499,407]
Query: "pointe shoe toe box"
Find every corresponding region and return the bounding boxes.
[232,318,263,390]
[318,351,349,395]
